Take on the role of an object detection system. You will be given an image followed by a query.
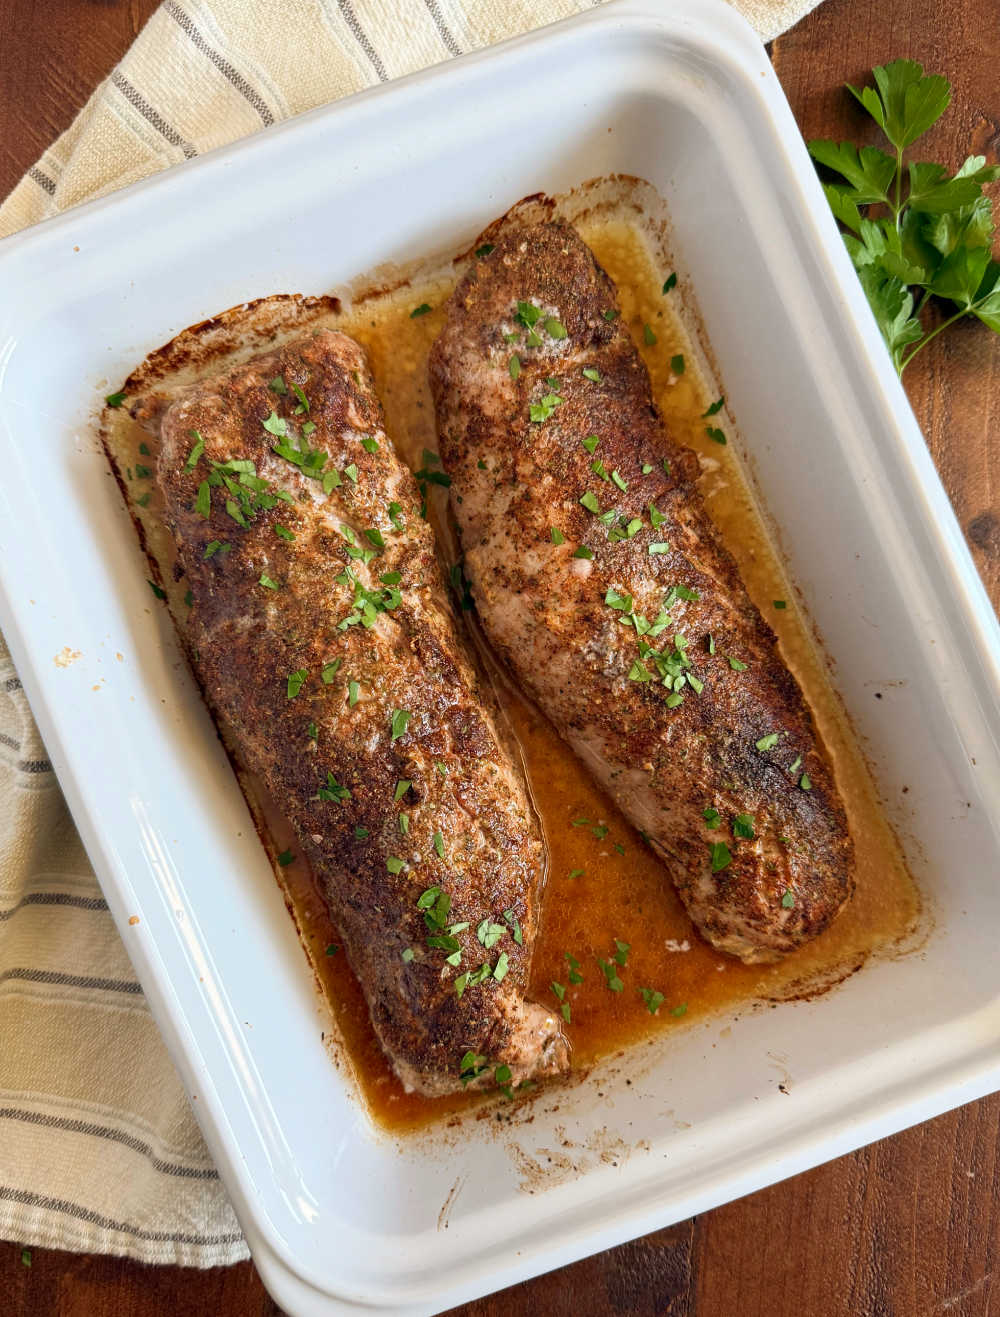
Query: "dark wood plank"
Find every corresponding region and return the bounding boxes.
[0,0,998,1314]
[0,0,161,203]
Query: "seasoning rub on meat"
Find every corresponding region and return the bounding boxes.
[153,328,567,1095]
[430,219,855,963]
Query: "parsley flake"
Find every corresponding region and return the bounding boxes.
[671,354,685,375]
[639,987,665,1015]
[390,708,412,742]
[733,813,755,839]
[662,273,677,293]
[277,850,295,866]
[105,391,127,408]
[286,668,307,699]
[410,303,432,318]
[709,841,732,872]
[782,889,796,909]
[755,733,779,752]
[259,573,280,590]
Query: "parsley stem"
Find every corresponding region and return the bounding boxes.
[899,306,968,372]
[894,145,904,231]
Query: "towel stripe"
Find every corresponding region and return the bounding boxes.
[0,893,109,922]
[336,0,389,81]
[0,1109,219,1180]
[424,0,463,55]
[27,166,56,196]
[110,70,198,159]
[0,1187,242,1246]
[0,968,141,994]
[163,2,276,126]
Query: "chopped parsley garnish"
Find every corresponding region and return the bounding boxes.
[662,273,677,293]
[475,243,494,258]
[639,987,664,1015]
[649,543,670,556]
[262,410,287,437]
[544,317,568,339]
[348,680,360,707]
[641,462,653,475]
[580,490,601,515]
[323,470,342,494]
[194,480,211,519]
[703,806,721,829]
[433,831,445,858]
[274,523,295,541]
[494,1064,514,1100]
[789,755,803,774]
[572,545,594,560]
[410,303,432,318]
[386,856,406,874]
[603,308,619,321]
[727,656,748,671]
[399,814,410,835]
[325,943,339,957]
[321,659,342,684]
[302,421,317,437]
[135,493,151,507]
[401,947,415,962]
[799,773,813,791]
[509,354,521,380]
[361,437,379,453]
[733,813,755,839]
[671,354,685,375]
[705,427,727,445]
[317,772,350,803]
[550,527,566,545]
[493,951,510,982]
[147,579,166,600]
[105,390,127,408]
[307,721,318,740]
[782,889,796,909]
[643,324,657,346]
[709,841,732,872]
[597,957,624,992]
[269,376,287,395]
[565,952,583,984]
[185,431,205,470]
[343,463,359,483]
[529,392,563,423]
[582,435,600,454]
[259,573,280,590]
[503,909,523,945]
[277,850,295,866]
[611,469,628,493]
[568,868,584,879]
[773,599,787,609]
[286,668,307,699]
[755,733,779,752]
[291,383,309,415]
[390,708,412,742]
[459,1050,488,1085]
[203,540,229,558]
[394,779,411,801]
[671,1003,688,1017]
[582,367,601,381]
[354,826,369,839]
[614,939,630,967]
[135,464,151,479]
[551,982,571,1023]
[703,397,725,417]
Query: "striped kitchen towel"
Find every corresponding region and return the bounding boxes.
[0,0,826,1269]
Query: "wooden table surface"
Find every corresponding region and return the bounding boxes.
[1,0,998,1312]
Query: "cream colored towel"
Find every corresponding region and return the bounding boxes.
[0,0,823,1269]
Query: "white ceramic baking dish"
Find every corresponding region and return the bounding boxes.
[1,1,999,1311]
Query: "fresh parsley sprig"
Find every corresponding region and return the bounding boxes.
[808,59,1000,372]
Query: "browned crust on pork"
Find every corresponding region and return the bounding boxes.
[154,327,566,1093]
[429,219,854,962]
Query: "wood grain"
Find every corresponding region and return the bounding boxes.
[0,0,998,1313]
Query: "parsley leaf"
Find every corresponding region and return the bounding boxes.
[811,60,1000,371]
